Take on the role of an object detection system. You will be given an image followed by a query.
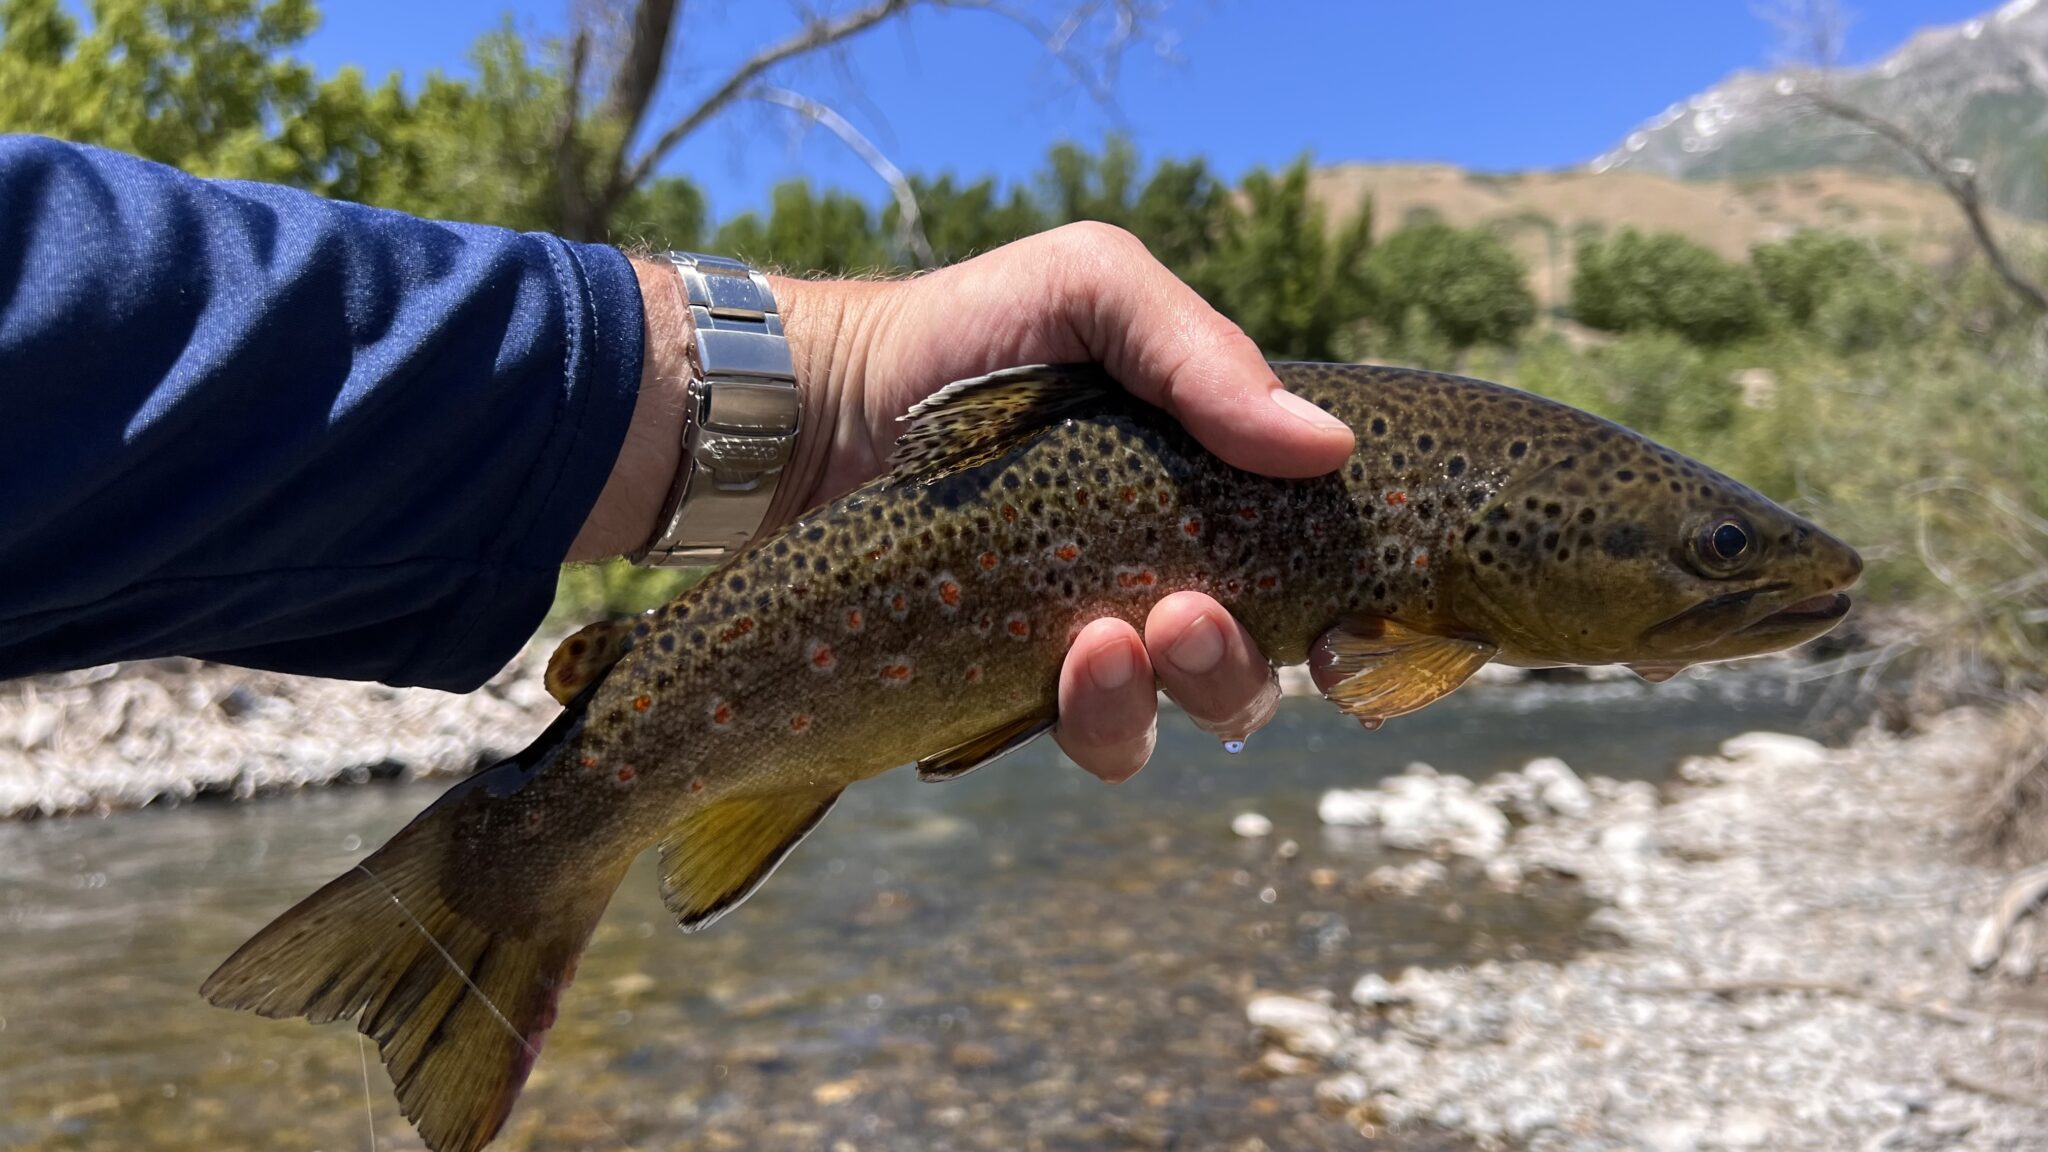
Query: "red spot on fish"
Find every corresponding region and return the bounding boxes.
[789,713,812,733]
[879,661,915,684]
[718,616,757,644]
[1237,506,1259,522]
[689,776,705,793]
[1255,571,1281,591]
[845,609,864,633]
[978,551,999,572]
[889,591,910,619]
[579,755,600,771]
[965,665,984,684]
[526,809,543,828]
[1386,491,1408,505]
[1000,504,1018,523]
[633,695,651,712]
[807,641,836,673]
[936,574,962,610]
[709,700,735,729]
[1413,551,1430,569]
[1005,612,1031,640]
[1120,486,1138,505]
[1182,516,1203,537]
[1053,543,1080,564]
[974,612,996,636]
[615,766,637,784]
[1116,566,1159,591]
[1223,577,1244,596]
[1075,488,1090,506]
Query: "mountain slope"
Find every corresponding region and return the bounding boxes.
[1592,0,2048,219]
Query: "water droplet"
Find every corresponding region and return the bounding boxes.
[1223,738,1246,754]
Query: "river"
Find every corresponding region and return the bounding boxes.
[0,677,1825,1151]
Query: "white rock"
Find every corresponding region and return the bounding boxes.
[1318,788,1378,826]
[1523,756,1594,819]
[1717,731,1827,770]
[1504,1102,1558,1139]
[1484,856,1525,891]
[1231,811,1273,838]
[1350,972,1404,1007]
[1313,1072,1372,1108]
[1600,820,1661,863]
[1246,994,1342,1057]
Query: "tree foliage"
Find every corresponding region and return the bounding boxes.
[1572,227,1768,346]
[1362,221,1534,354]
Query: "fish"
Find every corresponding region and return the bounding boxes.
[200,362,1862,1152]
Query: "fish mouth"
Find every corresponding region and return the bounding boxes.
[1738,591,1852,635]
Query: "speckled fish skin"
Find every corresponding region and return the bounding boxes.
[201,362,1862,1152]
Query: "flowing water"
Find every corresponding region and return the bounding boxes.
[0,677,1825,1151]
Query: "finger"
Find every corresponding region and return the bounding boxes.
[1143,592,1282,750]
[1054,617,1160,783]
[1048,223,1356,479]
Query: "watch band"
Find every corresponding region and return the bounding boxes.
[634,252,802,567]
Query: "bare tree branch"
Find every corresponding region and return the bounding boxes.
[552,29,595,240]
[1805,90,2048,316]
[601,0,679,144]
[615,0,919,202]
[752,84,936,266]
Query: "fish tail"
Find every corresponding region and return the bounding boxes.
[201,757,624,1152]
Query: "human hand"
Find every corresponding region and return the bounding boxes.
[769,224,1357,783]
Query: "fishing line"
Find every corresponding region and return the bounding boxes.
[351,863,644,1152]
[358,1031,378,1152]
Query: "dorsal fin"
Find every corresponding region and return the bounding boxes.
[888,363,1121,475]
[544,619,634,706]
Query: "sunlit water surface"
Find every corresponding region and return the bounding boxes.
[0,678,1827,1151]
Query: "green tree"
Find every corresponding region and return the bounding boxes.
[1041,135,1139,229]
[1202,159,1371,360]
[885,174,1045,268]
[1572,228,1768,346]
[1129,156,1233,283]
[0,0,388,191]
[1362,221,1534,354]
[714,180,886,275]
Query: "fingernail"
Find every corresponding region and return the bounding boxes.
[1270,388,1350,433]
[1166,613,1226,675]
[1091,637,1137,691]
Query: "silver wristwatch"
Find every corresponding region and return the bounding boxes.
[634,252,802,567]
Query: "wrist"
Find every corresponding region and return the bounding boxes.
[763,274,894,520]
[565,257,690,562]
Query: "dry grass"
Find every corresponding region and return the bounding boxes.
[1306,163,2047,309]
[1974,693,2048,868]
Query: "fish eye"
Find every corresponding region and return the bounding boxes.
[1692,515,1755,574]
[1711,521,1750,561]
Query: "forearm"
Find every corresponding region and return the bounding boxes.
[0,135,644,689]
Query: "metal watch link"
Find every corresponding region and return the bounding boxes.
[634,252,802,567]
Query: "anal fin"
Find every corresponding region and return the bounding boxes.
[1320,618,1497,727]
[660,788,842,932]
[917,712,1055,782]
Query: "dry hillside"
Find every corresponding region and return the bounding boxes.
[1308,163,2046,310]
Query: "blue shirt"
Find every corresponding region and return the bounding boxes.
[0,136,645,690]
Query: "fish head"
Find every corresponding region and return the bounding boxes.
[1447,421,1862,674]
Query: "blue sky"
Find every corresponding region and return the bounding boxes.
[299,1,1996,221]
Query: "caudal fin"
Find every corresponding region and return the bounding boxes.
[201,798,623,1152]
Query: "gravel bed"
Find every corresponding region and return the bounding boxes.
[1247,714,2048,1151]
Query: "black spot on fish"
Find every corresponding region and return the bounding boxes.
[1370,417,1387,436]
[1509,441,1527,458]
[1415,433,1434,452]
[804,526,826,542]
[1447,456,1466,477]
[728,575,747,593]
[658,634,675,653]
[1601,525,1648,559]
[1616,469,1635,483]
[1578,508,1597,525]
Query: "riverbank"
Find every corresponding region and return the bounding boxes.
[1244,713,2048,1150]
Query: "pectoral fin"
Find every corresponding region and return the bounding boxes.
[1320,618,1498,727]
[917,711,1055,782]
[544,619,635,706]
[658,789,842,932]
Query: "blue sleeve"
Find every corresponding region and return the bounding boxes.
[0,135,645,691]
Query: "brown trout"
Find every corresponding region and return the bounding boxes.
[202,363,1861,1151]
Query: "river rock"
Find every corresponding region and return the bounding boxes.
[1717,731,1827,770]
[1245,994,1343,1058]
[1318,765,1509,858]
[1523,756,1594,819]
[1349,972,1403,1007]
[1230,812,1273,838]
